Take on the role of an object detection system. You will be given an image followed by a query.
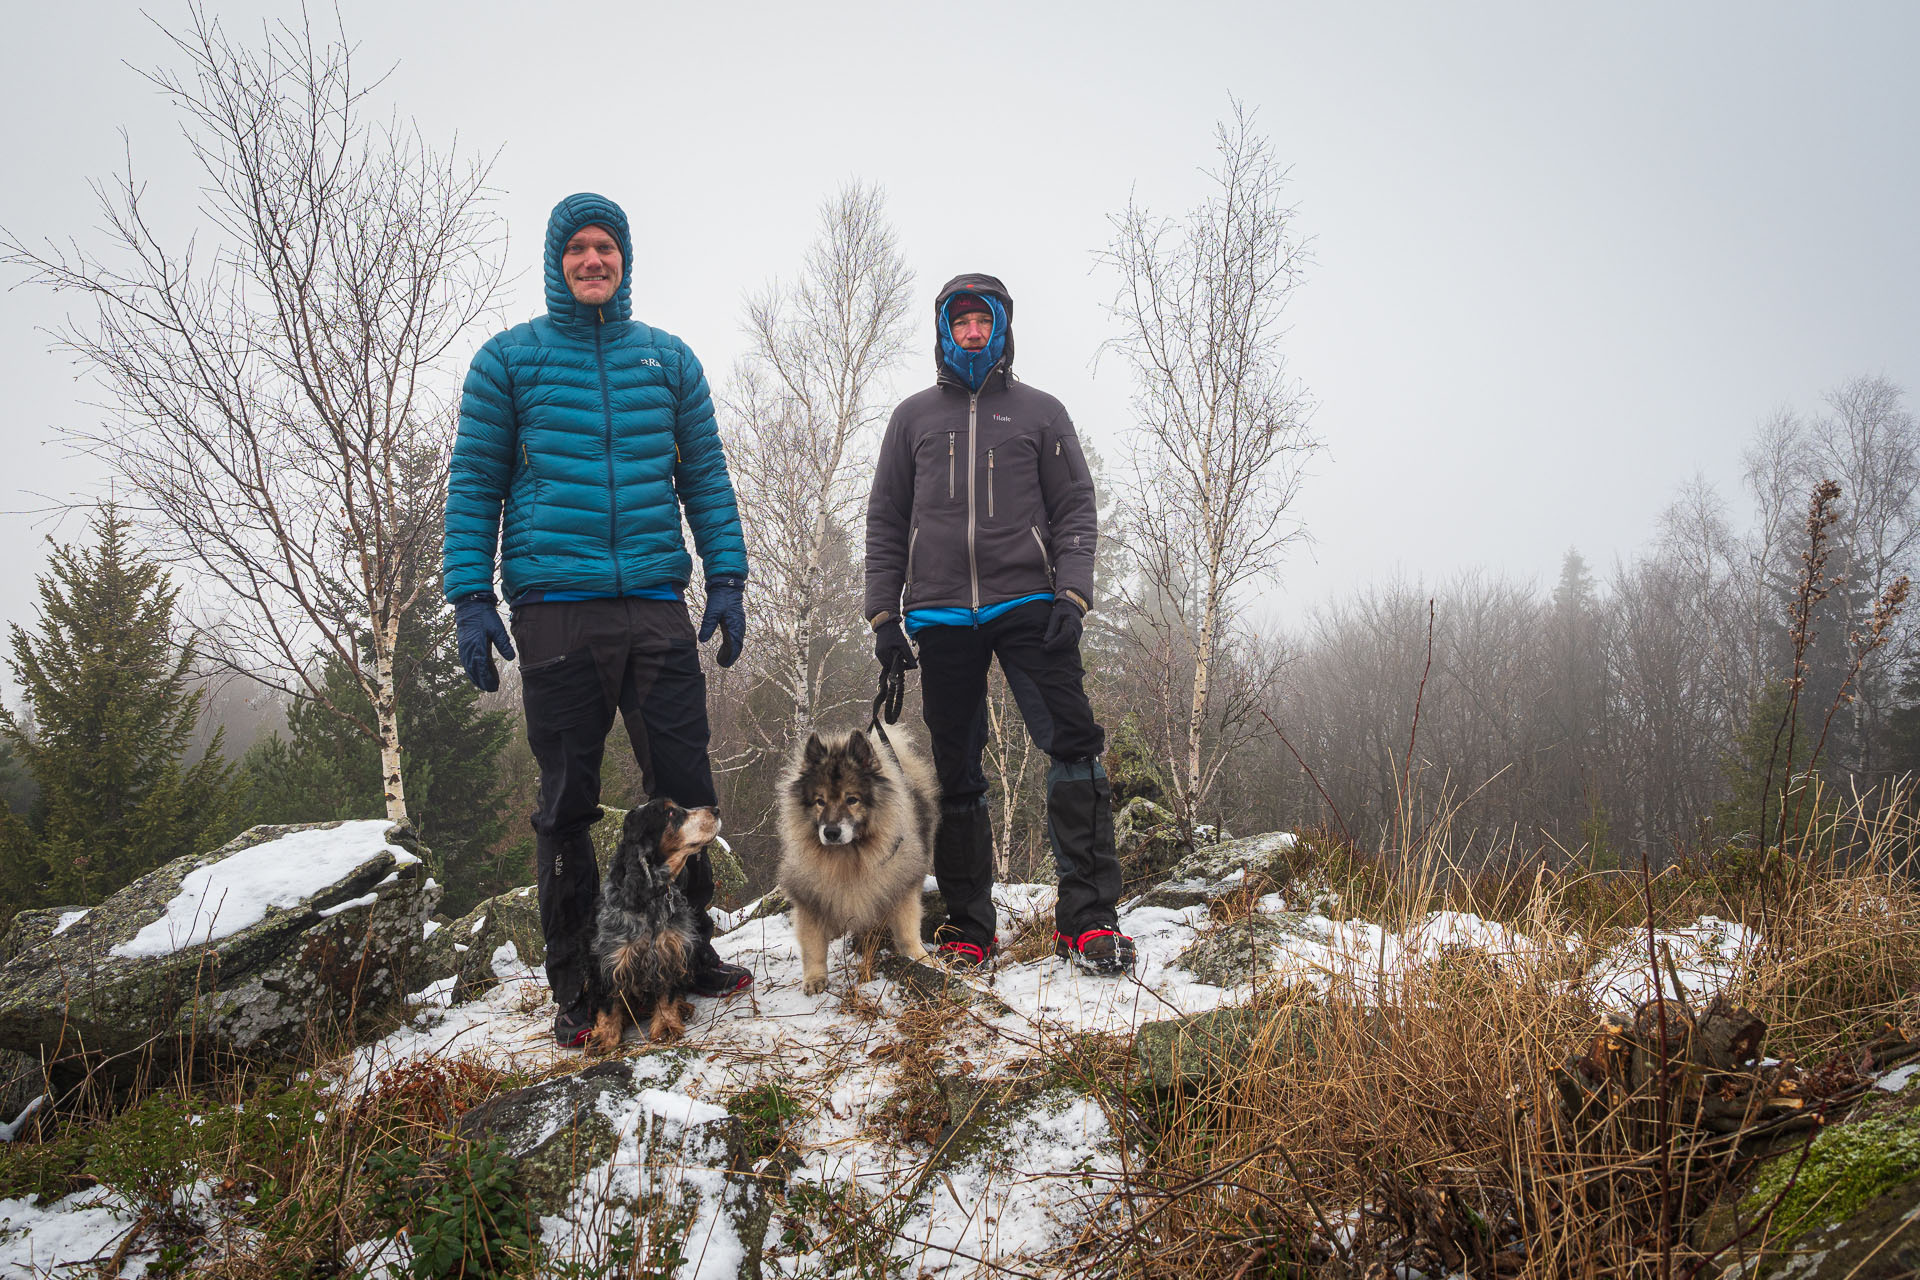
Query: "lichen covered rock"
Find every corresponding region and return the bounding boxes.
[1133,1007,1312,1090]
[1740,1105,1920,1254]
[0,821,439,1069]
[416,884,546,1001]
[1173,912,1322,986]
[1114,796,1187,882]
[454,1056,691,1216]
[1130,830,1299,910]
[0,908,87,964]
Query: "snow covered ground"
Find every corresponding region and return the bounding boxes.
[0,871,1771,1278]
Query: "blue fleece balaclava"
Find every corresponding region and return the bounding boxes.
[938,292,1008,391]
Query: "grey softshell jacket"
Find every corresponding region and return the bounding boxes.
[864,274,1098,624]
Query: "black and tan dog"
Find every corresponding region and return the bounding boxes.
[588,799,721,1053]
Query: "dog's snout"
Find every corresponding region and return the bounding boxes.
[682,805,722,844]
[818,823,850,845]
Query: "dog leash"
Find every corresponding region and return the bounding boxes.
[869,656,906,749]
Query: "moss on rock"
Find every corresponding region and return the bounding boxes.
[1742,1107,1920,1246]
[1174,913,1320,986]
[1131,831,1299,910]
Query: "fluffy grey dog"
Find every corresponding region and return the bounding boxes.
[778,728,938,995]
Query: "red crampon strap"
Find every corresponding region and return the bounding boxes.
[937,940,989,964]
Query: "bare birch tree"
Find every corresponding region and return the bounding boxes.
[0,8,505,825]
[1099,100,1315,834]
[981,669,1043,878]
[722,182,914,742]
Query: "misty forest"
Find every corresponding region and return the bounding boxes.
[0,9,1916,1280]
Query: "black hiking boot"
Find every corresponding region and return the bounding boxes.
[1055,927,1136,976]
[689,958,753,998]
[553,1000,595,1049]
[933,937,996,970]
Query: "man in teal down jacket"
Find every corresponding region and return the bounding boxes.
[443,192,752,1048]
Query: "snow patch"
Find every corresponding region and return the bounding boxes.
[317,892,379,919]
[52,910,85,936]
[1878,1062,1920,1093]
[111,821,409,959]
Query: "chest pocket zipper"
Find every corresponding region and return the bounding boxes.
[987,449,995,519]
[947,433,956,500]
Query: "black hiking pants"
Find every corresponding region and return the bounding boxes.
[915,600,1122,945]
[512,598,721,1011]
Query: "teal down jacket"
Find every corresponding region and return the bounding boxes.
[442,193,748,603]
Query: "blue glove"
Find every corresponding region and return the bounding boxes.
[454,595,515,692]
[699,577,746,668]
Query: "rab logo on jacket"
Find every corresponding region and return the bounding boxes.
[639,358,663,367]
[992,414,1012,422]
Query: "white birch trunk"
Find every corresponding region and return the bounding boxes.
[371,617,410,827]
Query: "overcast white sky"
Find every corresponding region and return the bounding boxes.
[2,1,1916,655]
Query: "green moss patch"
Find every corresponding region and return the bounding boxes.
[1743,1108,1920,1245]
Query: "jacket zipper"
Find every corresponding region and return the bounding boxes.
[595,310,623,595]
[987,449,995,519]
[947,432,955,500]
[1031,527,1054,587]
[904,527,920,600]
[966,392,980,608]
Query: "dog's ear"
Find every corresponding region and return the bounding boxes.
[803,733,828,767]
[845,731,876,770]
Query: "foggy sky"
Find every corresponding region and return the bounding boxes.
[2,1,1915,672]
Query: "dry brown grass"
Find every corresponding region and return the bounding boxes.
[1050,794,1920,1280]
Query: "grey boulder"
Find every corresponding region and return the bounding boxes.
[0,821,438,1072]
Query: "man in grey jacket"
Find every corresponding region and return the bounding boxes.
[864,274,1134,976]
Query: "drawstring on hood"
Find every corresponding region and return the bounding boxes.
[544,192,634,332]
[934,273,1015,392]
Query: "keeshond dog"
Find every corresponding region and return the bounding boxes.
[778,728,939,995]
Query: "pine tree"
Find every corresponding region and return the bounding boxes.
[0,507,234,906]
[239,594,516,916]
[1543,549,1611,845]
[1718,678,1824,847]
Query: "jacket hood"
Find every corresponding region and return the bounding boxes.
[544,193,634,329]
[934,273,1015,389]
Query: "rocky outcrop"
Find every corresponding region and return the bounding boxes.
[1128,830,1299,911]
[1174,913,1323,986]
[454,1055,792,1277]
[416,884,546,1001]
[1133,1007,1314,1090]
[454,1058,693,1216]
[1115,796,1188,883]
[0,821,438,1072]
[0,908,88,964]
[1696,1096,1920,1278]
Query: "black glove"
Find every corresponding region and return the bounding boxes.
[873,618,918,672]
[1043,595,1085,653]
[699,576,746,668]
[454,594,515,692]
